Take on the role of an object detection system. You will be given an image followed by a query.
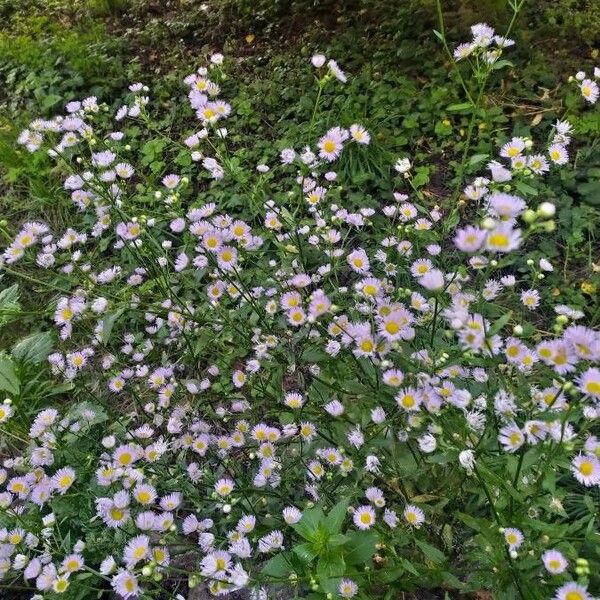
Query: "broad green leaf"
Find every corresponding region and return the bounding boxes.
[468,153,489,166]
[12,332,53,364]
[415,539,445,564]
[316,553,345,593]
[0,354,19,395]
[261,552,293,578]
[514,180,538,197]
[344,530,378,564]
[0,284,19,307]
[293,506,325,541]
[102,308,125,343]
[292,542,318,564]
[324,498,350,534]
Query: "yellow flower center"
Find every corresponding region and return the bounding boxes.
[402,395,415,408]
[487,233,508,248]
[110,508,124,521]
[323,140,336,153]
[119,452,132,465]
[137,490,151,503]
[59,475,73,488]
[585,381,600,395]
[385,321,399,334]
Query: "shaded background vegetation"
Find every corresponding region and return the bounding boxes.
[0,0,599,335]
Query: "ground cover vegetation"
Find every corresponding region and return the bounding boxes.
[0,1,599,599]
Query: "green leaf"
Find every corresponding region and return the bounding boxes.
[489,310,513,336]
[0,354,19,395]
[324,498,350,534]
[293,542,318,564]
[468,153,489,166]
[12,332,53,364]
[447,102,473,112]
[344,530,378,564]
[0,284,20,327]
[102,308,125,343]
[261,552,293,578]
[0,284,19,308]
[492,59,514,70]
[316,553,345,593]
[514,180,538,197]
[293,506,325,540]
[415,539,445,564]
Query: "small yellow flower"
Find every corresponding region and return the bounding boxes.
[581,281,597,295]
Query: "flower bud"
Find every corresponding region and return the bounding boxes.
[537,202,556,218]
[311,54,326,68]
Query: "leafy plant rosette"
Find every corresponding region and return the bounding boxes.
[0,8,599,600]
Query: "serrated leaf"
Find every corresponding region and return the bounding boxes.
[415,539,445,564]
[292,542,318,564]
[0,354,19,395]
[261,552,293,578]
[316,553,345,593]
[293,506,325,541]
[344,530,378,564]
[12,332,53,364]
[324,498,350,534]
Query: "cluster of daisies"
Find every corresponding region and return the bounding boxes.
[1,33,600,600]
[453,22,515,64]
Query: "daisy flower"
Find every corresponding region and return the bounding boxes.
[542,549,568,574]
[576,368,600,399]
[318,129,344,161]
[350,124,370,144]
[403,504,425,527]
[347,248,370,274]
[548,144,569,165]
[500,137,525,158]
[327,59,347,83]
[282,506,302,524]
[498,423,525,452]
[580,78,599,104]
[521,289,540,310]
[553,582,590,600]
[52,467,76,494]
[571,454,600,486]
[504,527,524,550]
[339,579,358,598]
[353,505,376,529]
[215,478,234,496]
[111,570,140,599]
